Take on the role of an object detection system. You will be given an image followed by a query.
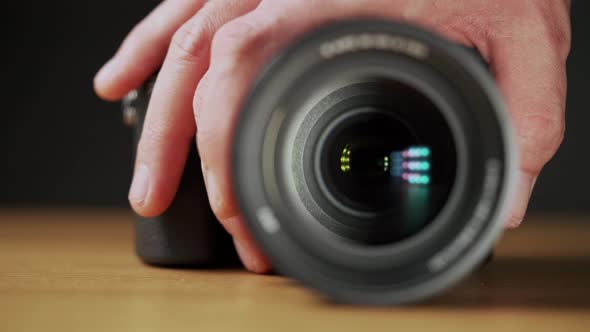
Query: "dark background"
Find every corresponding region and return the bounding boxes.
[1,1,588,214]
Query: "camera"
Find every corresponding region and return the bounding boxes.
[123,19,517,304]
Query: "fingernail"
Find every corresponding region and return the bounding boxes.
[95,58,117,86]
[233,238,264,273]
[129,163,150,204]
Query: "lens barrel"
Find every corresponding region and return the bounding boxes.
[233,19,516,304]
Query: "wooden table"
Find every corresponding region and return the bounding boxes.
[0,210,589,331]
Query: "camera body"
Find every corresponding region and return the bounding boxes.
[124,19,516,304]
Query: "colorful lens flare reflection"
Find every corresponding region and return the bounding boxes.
[392,146,431,185]
[339,144,432,185]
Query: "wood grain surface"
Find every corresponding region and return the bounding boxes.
[0,209,589,331]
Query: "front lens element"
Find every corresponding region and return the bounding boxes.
[320,108,418,213]
[307,81,457,245]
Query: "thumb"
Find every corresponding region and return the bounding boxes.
[485,7,570,227]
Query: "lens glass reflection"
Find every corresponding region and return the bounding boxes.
[314,101,456,244]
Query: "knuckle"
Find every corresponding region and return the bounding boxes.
[211,18,267,62]
[137,119,191,156]
[544,24,571,61]
[517,111,564,170]
[170,16,215,65]
[523,18,571,62]
[523,113,564,151]
[212,20,254,59]
[137,123,168,154]
[534,2,572,58]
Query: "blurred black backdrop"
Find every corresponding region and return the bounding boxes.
[1,1,588,214]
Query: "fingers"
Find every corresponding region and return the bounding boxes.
[94,0,208,101]
[195,8,281,272]
[486,5,570,227]
[130,0,260,217]
[229,216,271,273]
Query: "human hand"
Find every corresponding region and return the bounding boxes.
[94,0,571,273]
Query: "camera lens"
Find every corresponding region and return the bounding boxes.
[297,77,458,245]
[313,99,456,244]
[233,19,516,304]
[319,108,417,214]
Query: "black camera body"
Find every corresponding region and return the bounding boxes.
[124,19,516,304]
